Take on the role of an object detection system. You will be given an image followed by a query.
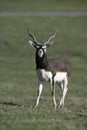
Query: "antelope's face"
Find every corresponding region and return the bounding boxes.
[36,45,47,58]
[27,29,57,58]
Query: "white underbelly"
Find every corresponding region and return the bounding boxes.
[37,69,67,82]
[54,72,67,82]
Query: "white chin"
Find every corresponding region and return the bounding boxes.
[39,54,43,58]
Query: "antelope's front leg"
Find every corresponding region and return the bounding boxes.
[35,80,43,108]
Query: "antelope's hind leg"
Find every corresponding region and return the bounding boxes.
[58,77,68,109]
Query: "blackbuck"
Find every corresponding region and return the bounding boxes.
[27,29,71,109]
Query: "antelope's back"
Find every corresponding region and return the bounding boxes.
[47,58,71,77]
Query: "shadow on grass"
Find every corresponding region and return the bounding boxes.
[0,101,22,107]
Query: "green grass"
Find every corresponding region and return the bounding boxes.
[0,0,87,12]
[0,15,87,130]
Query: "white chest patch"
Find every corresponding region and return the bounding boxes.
[37,69,67,83]
[37,69,52,81]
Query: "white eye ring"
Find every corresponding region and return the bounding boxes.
[42,46,47,52]
[42,45,47,49]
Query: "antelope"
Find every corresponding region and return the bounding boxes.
[27,29,71,109]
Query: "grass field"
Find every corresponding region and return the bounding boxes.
[0,0,87,130]
[0,0,87,12]
[0,16,87,130]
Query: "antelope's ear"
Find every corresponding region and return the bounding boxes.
[29,40,34,46]
[28,40,37,49]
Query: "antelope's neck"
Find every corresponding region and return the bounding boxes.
[36,55,48,70]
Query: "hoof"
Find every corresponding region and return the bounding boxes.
[57,104,64,111]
